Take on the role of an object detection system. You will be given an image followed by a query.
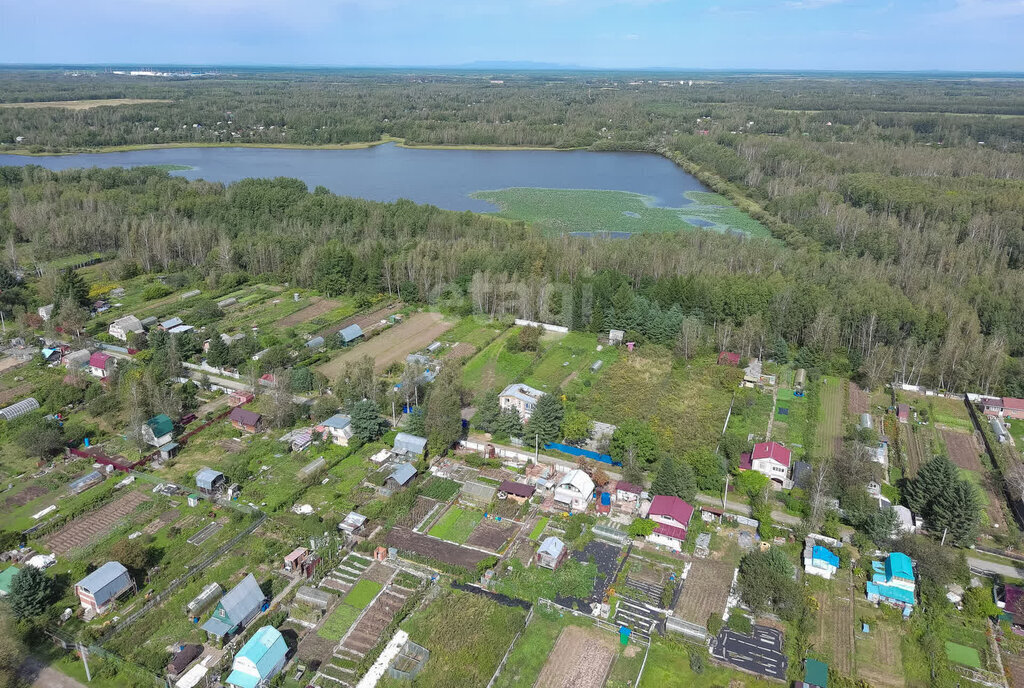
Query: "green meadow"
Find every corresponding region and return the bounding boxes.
[471,188,771,238]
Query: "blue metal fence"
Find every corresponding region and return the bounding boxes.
[544,442,622,467]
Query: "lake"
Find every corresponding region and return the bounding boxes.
[0,143,707,213]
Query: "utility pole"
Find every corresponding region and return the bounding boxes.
[535,434,539,465]
[78,643,92,682]
[723,474,729,511]
[941,527,948,546]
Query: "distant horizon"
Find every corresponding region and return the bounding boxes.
[2,1,1022,72]
[2,63,1024,78]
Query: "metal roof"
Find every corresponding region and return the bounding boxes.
[538,536,565,559]
[556,469,595,497]
[499,383,545,405]
[886,552,914,580]
[812,546,839,568]
[0,397,39,421]
[160,317,184,329]
[388,462,417,486]
[147,414,175,438]
[229,407,262,427]
[76,561,132,608]
[394,432,427,455]
[338,323,364,342]
[321,413,351,429]
[196,468,224,490]
[229,625,288,685]
[498,480,535,498]
[217,573,264,626]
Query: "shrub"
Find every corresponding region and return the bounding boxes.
[727,612,752,634]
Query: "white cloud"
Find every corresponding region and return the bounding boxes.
[625,33,641,39]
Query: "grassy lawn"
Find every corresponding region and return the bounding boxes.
[576,349,737,457]
[390,589,528,688]
[529,517,549,540]
[945,642,982,669]
[318,603,361,640]
[441,316,504,349]
[343,580,383,609]
[773,382,816,460]
[522,331,618,394]
[462,327,538,402]
[428,506,483,543]
[471,188,771,238]
[723,387,773,444]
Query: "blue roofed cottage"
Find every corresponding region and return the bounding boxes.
[866,552,915,616]
[225,625,289,688]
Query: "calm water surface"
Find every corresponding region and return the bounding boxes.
[2,143,708,212]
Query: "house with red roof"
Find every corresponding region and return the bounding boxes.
[897,403,910,423]
[718,351,741,366]
[984,397,1024,421]
[748,441,792,488]
[88,351,115,379]
[645,495,694,551]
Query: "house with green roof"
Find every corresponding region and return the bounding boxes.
[0,566,19,596]
[866,551,915,617]
[226,625,288,688]
[797,658,828,688]
[141,413,175,447]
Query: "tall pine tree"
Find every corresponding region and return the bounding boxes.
[904,454,958,514]
[525,393,564,444]
[928,479,981,546]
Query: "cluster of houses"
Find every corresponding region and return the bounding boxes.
[802,536,917,617]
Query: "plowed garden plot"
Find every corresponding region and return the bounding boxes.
[444,342,477,361]
[465,519,517,552]
[317,312,452,377]
[1002,650,1024,688]
[535,625,618,688]
[274,297,342,328]
[0,382,32,406]
[855,606,905,688]
[385,527,491,570]
[848,382,870,415]
[340,587,410,655]
[674,560,734,626]
[942,430,984,472]
[812,576,855,676]
[904,428,933,477]
[398,495,441,529]
[45,490,149,554]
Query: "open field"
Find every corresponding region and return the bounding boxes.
[854,603,906,688]
[901,392,974,432]
[395,589,528,688]
[536,624,618,688]
[428,506,483,543]
[385,527,492,570]
[274,296,342,327]
[45,490,149,555]
[942,429,984,472]
[816,376,845,458]
[811,574,855,676]
[465,518,517,552]
[674,560,734,626]
[0,98,173,109]
[576,350,737,457]
[317,311,451,377]
[314,301,403,340]
[522,331,619,393]
[471,188,771,238]
[904,426,933,477]
[462,327,536,401]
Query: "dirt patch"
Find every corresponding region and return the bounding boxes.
[275,297,342,328]
[812,573,855,676]
[2,484,48,510]
[385,527,491,570]
[903,429,932,478]
[1003,650,1024,688]
[465,520,516,552]
[848,382,870,415]
[444,342,477,361]
[0,382,33,406]
[674,560,735,626]
[942,429,984,472]
[45,490,150,555]
[0,98,172,110]
[398,496,441,530]
[535,625,618,688]
[317,312,452,377]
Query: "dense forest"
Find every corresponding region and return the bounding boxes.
[1,69,1024,395]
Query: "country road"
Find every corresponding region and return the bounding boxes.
[968,556,1024,578]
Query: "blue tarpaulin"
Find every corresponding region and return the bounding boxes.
[544,442,622,467]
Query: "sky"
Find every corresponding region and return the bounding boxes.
[1,0,1022,72]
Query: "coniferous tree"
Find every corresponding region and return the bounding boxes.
[351,399,390,442]
[928,479,981,546]
[8,566,54,618]
[525,393,564,444]
[904,454,958,515]
[425,367,463,456]
[206,330,230,368]
[474,390,501,433]
[494,407,524,439]
[54,268,90,308]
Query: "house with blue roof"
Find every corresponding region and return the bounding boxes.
[226,625,289,688]
[201,573,265,638]
[804,544,840,580]
[386,462,417,491]
[866,552,915,617]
